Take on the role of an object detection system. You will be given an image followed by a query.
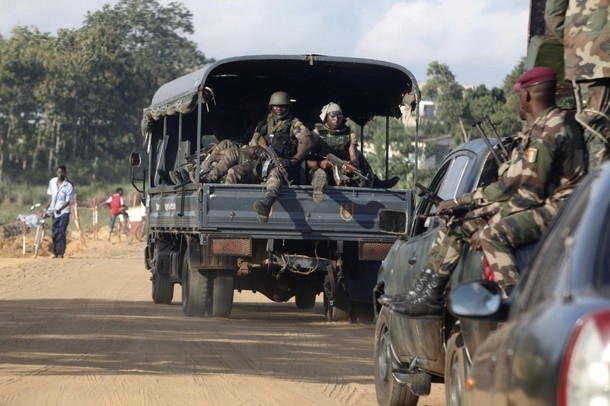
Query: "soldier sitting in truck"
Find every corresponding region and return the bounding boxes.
[249,91,313,221]
[306,102,399,202]
[190,91,313,222]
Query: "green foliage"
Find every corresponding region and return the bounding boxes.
[1,0,531,198]
[421,59,526,152]
[0,0,212,184]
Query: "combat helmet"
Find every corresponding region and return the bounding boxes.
[268,91,291,107]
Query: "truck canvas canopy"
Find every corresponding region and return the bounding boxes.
[141,54,420,149]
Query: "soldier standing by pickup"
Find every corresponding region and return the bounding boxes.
[382,67,587,316]
[545,0,610,169]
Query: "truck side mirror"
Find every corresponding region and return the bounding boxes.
[130,152,141,167]
[378,209,409,235]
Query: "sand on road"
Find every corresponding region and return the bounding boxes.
[0,238,445,406]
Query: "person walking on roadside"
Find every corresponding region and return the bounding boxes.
[45,165,74,258]
[104,187,127,241]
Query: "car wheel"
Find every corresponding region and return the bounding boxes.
[374,307,419,406]
[445,331,469,406]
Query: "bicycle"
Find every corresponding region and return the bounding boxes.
[30,204,50,258]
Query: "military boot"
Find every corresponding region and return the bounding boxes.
[377,268,434,306]
[373,175,400,189]
[389,269,449,317]
[312,169,327,203]
[253,195,277,223]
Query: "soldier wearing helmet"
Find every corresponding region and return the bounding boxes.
[228,91,312,221]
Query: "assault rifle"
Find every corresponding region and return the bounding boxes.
[322,153,369,185]
[472,116,511,166]
[262,146,291,185]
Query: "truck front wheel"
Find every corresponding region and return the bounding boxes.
[182,256,209,317]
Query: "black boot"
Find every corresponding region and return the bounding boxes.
[373,175,399,189]
[390,269,449,317]
[253,195,276,223]
[157,169,175,185]
[377,268,433,306]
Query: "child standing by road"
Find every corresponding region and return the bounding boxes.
[105,188,127,241]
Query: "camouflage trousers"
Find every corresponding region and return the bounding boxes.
[573,79,610,170]
[478,202,560,287]
[428,200,560,288]
[207,146,252,183]
[226,159,283,198]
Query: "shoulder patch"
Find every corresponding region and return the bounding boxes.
[525,147,538,163]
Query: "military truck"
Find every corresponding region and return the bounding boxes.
[130,54,421,321]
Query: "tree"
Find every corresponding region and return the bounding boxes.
[0,0,213,184]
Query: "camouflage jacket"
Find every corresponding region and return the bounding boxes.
[545,0,610,81]
[460,107,587,217]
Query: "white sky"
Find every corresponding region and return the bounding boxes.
[0,0,530,88]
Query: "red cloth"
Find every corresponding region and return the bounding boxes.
[108,193,123,215]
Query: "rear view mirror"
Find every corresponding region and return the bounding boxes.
[378,209,408,235]
[130,152,141,167]
[448,280,502,318]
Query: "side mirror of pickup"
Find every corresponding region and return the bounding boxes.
[377,209,409,235]
[130,152,141,167]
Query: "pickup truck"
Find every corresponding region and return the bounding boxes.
[130,54,421,322]
[372,137,537,405]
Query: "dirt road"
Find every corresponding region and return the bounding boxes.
[0,239,445,406]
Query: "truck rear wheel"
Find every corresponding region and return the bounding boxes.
[182,255,209,317]
[152,272,174,304]
[210,270,234,318]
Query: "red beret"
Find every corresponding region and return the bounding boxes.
[513,66,557,92]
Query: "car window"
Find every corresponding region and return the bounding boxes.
[438,155,469,200]
[411,154,470,236]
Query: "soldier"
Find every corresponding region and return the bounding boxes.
[243,91,314,222]
[306,102,399,202]
[545,0,610,169]
[381,67,587,317]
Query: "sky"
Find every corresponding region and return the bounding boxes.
[0,0,530,89]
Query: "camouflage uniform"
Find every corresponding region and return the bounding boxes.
[205,145,256,184]
[430,107,586,289]
[309,122,371,188]
[469,107,586,286]
[545,0,610,169]
[428,137,526,278]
